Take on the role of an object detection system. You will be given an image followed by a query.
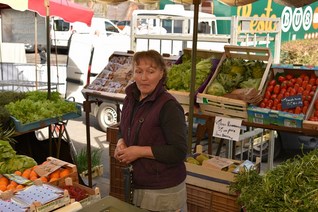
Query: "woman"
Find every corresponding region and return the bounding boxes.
[114,50,188,212]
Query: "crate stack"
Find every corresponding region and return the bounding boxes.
[107,125,127,202]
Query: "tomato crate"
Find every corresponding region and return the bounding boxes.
[303,83,318,130]
[197,45,272,120]
[259,64,318,128]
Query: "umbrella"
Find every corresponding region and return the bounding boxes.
[0,0,94,98]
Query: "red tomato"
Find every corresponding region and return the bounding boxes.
[265,91,271,99]
[266,85,274,93]
[296,77,303,85]
[303,100,310,106]
[286,74,293,80]
[277,93,284,101]
[302,80,308,88]
[269,79,276,86]
[304,75,310,82]
[277,103,282,111]
[273,98,279,106]
[303,90,310,96]
[259,102,266,108]
[295,107,301,114]
[271,94,277,100]
[278,76,285,83]
[315,100,318,110]
[291,78,297,84]
[300,73,308,79]
[273,84,280,94]
[302,106,308,114]
[297,87,304,94]
[287,81,294,88]
[280,88,287,95]
[284,92,290,98]
[289,88,296,96]
[294,83,300,93]
[281,80,288,89]
[312,85,317,92]
[309,78,316,85]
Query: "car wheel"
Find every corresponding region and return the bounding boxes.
[96,103,118,132]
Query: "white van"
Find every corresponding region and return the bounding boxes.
[50,17,122,50]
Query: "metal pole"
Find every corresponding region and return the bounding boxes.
[45,0,51,99]
[187,0,201,153]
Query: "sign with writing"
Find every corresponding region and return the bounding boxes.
[213,116,242,141]
[281,94,303,109]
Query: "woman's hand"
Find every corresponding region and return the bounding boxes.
[114,138,127,161]
[117,146,154,165]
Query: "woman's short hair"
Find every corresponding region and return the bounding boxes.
[132,50,167,82]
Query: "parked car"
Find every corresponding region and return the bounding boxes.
[116,20,130,30]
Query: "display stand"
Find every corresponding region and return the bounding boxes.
[190,113,318,170]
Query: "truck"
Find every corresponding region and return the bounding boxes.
[1,9,46,53]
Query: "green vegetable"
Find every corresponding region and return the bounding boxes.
[239,78,262,89]
[0,155,37,174]
[230,149,318,211]
[167,57,213,92]
[0,140,16,161]
[206,81,226,96]
[5,91,78,124]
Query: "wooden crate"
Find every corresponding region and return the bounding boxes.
[168,90,191,113]
[168,48,223,113]
[303,85,318,130]
[59,177,101,208]
[107,126,128,202]
[186,184,241,212]
[43,157,79,187]
[197,45,272,120]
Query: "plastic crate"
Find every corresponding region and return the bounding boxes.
[197,45,272,120]
[12,103,82,132]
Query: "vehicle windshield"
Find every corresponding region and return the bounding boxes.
[53,19,70,31]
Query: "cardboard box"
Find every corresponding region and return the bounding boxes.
[59,177,101,208]
[198,45,272,120]
[35,157,78,187]
[247,106,271,125]
[185,157,246,194]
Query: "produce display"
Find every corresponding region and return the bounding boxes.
[206,58,266,96]
[258,72,318,115]
[62,185,89,201]
[86,53,177,94]
[4,91,78,124]
[229,148,318,210]
[166,55,217,92]
[0,140,37,176]
[186,153,245,173]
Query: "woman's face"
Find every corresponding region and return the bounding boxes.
[133,58,163,100]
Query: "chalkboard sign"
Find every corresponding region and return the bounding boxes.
[281,94,303,109]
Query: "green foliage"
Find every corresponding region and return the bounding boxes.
[281,39,318,65]
[230,149,318,211]
[75,148,103,173]
[5,91,77,124]
[207,58,266,95]
[166,57,213,92]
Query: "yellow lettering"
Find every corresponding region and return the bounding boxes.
[237,0,277,33]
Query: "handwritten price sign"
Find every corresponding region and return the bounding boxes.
[213,116,242,141]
